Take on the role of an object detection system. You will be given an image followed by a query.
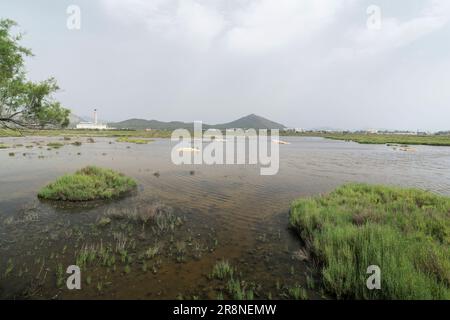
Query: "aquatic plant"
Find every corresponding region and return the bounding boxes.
[38,166,137,201]
[145,244,160,259]
[322,133,450,147]
[105,203,181,236]
[55,263,64,288]
[287,285,308,300]
[211,260,234,280]
[226,278,254,300]
[290,183,450,299]
[47,142,64,149]
[116,137,153,144]
[97,217,112,227]
[4,258,14,277]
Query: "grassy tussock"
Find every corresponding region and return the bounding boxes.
[116,137,153,144]
[211,260,234,280]
[46,142,64,148]
[290,183,450,299]
[38,166,137,201]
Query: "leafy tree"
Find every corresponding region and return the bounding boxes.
[0,19,69,129]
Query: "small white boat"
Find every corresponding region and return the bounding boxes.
[272,139,290,145]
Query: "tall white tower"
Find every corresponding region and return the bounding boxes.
[93,109,98,124]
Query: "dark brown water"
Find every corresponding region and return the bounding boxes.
[1,136,449,299]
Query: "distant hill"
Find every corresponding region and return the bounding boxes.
[110,114,286,130]
[214,114,286,130]
[109,118,197,130]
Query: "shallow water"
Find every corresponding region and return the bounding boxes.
[0,136,449,299]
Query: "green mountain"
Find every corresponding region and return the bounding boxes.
[109,114,285,130]
[214,114,286,130]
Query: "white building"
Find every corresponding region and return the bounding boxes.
[76,109,108,130]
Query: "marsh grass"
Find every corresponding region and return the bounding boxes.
[106,203,182,233]
[47,142,64,149]
[287,285,308,300]
[116,137,153,144]
[3,258,14,277]
[145,244,160,259]
[290,183,450,299]
[55,263,64,288]
[211,260,234,280]
[226,278,254,300]
[324,133,450,146]
[38,166,137,201]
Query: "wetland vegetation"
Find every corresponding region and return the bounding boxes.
[290,183,450,299]
[37,166,137,201]
[116,137,154,144]
[290,132,450,147]
[1,134,450,300]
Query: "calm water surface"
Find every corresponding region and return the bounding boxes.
[0,136,449,299]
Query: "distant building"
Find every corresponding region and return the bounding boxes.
[284,128,305,133]
[76,109,108,130]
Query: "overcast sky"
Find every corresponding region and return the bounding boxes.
[1,0,450,131]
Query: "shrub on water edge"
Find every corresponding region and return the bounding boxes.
[289,183,450,300]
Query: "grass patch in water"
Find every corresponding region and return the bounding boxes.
[106,203,181,232]
[211,260,234,280]
[290,183,450,299]
[116,137,153,144]
[287,285,308,300]
[38,166,137,201]
[46,142,64,149]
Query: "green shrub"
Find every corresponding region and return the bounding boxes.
[38,166,137,201]
[290,183,450,300]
